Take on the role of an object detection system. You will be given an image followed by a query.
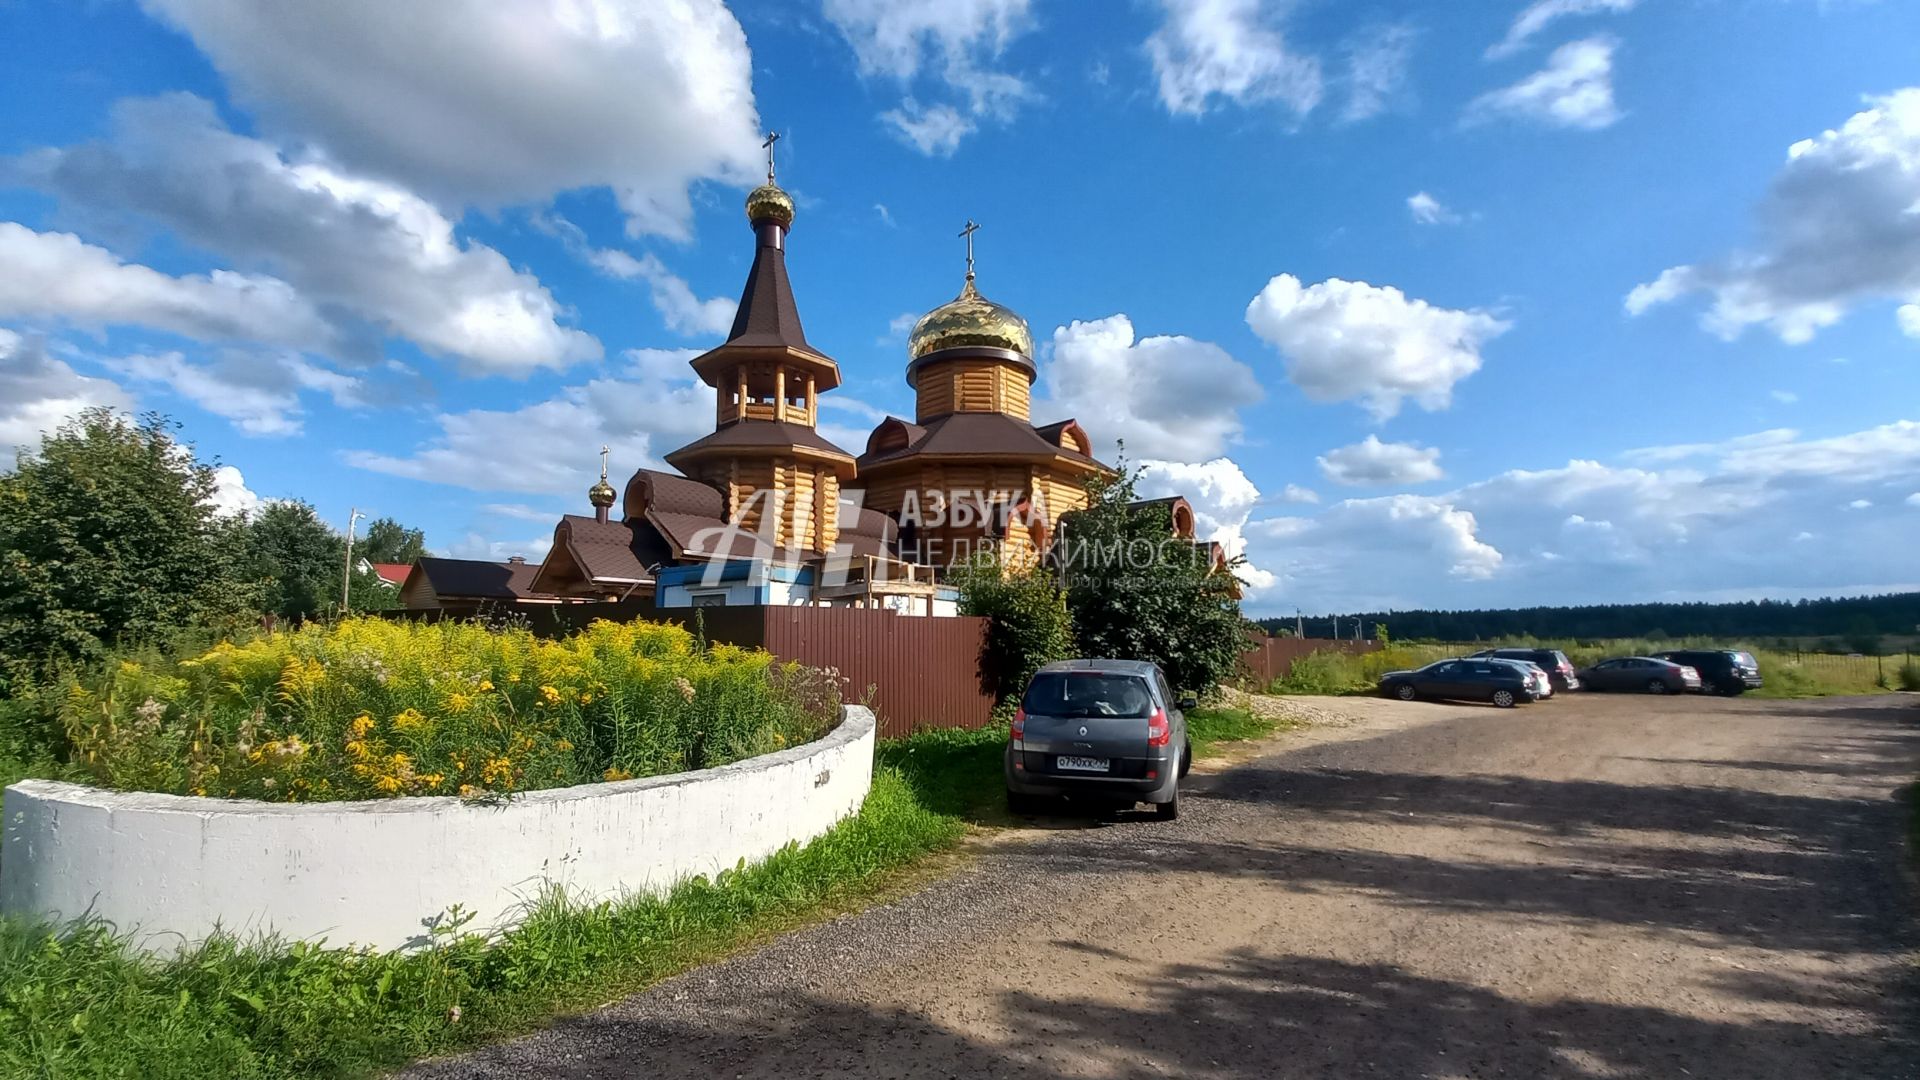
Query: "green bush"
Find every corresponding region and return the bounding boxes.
[1900,662,1920,693]
[950,553,1073,703]
[56,617,839,802]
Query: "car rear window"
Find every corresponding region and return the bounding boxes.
[1021,673,1154,718]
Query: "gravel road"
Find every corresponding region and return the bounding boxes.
[405,692,1920,1079]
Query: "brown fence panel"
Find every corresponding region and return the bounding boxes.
[758,607,997,738]
[1240,638,1380,687]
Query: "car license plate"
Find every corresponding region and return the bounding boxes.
[1057,756,1110,773]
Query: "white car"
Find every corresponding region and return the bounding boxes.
[1488,658,1554,699]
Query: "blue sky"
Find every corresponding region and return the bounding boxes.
[2,0,1917,615]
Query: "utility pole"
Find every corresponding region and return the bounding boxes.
[341,507,365,614]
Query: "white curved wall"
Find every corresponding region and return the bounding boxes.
[0,706,875,952]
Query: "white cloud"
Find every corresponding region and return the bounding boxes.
[1770,389,1799,405]
[136,0,761,239]
[1341,23,1415,122]
[1466,37,1620,130]
[1044,314,1263,462]
[0,222,332,351]
[207,464,261,517]
[824,0,1035,155]
[0,329,136,466]
[104,350,363,437]
[344,348,711,494]
[879,100,975,157]
[1318,435,1445,486]
[1145,0,1323,118]
[1625,89,1920,345]
[1486,0,1636,60]
[875,203,896,227]
[443,533,554,563]
[1136,456,1275,593]
[1407,191,1460,225]
[1246,274,1510,419]
[1279,483,1320,504]
[1242,420,1920,612]
[529,211,732,338]
[481,502,568,523]
[12,95,599,376]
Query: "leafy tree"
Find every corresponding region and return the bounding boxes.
[0,409,259,686]
[1057,461,1250,693]
[245,500,345,623]
[950,550,1074,703]
[359,516,426,565]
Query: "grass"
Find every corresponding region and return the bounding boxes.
[0,700,1297,1079]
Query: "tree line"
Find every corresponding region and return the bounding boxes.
[1257,593,1920,649]
[0,409,428,689]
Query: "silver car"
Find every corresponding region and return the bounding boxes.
[1489,658,1554,699]
[1005,659,1194,819]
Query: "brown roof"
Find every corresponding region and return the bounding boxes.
[410,557,542,601]
[535,516,672,592]
[723,230,813,353]
[665,420,855,469]
[857,412,1106,471]
[622,467,725,522]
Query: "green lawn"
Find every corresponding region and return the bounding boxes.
[0,701,1293,1079]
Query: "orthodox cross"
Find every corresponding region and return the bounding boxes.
[761,130,780,182]
[598,444,610,482]
[958,218,979,281]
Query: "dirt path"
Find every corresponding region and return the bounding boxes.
[407,692,1920,1079]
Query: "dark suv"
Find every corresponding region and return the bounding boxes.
[1468,648,1580,692]
[1652,650,1763,695]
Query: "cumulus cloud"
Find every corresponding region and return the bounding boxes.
[1407,191,1460,225]
[0,329,135,465]
[1466,37,1620,130]
[824,0,1035,155]
[11,95,599,376]
[1145,0,1323,118]
[135,0,762,238]
[1136,456,1275,593]
[1625,89,1920,345]
[1044,314,1263,462]
[1486,0,1636,60]
[207,464,262,517]
[1242,420,1920,612]
[1245,275,1510,419]
[1317,435,1445,486]
[344,349,711,494]
[1280,483,1320,504]
[104,350,363,437]
[0,222,332,351]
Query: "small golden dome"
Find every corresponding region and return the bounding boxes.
[744,182,795,228]
[908,277,1033,361]
[588,478,617,508]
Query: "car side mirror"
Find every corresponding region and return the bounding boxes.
[1178,693,1199,710]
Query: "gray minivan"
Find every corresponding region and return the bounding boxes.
[1004,659,1194,819]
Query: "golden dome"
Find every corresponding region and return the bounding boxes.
[744,182,794,228]
[908,277,1033,361]
[588,478,617,508]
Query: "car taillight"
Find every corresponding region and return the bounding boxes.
[1147,707,1171,747]
[1011,706,1026,741]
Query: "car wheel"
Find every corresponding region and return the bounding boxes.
[1178,739,1192,779]
[1395,684,1417,701]
[1492,689,1516,708]
[1646,679,1669,694]
[1154,787,1181,820]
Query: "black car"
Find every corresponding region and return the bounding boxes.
[1652,649,1763,695]
[1379,659,1538,708]
[1468,647,1581,692]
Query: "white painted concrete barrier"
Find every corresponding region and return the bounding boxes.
[0,706,875,952]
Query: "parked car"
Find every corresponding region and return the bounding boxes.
[1492,658,1555,699]
[1005,659,1193,819]
[1379,658,1539,708]
[1468,647,1582,692]
[1577,656,1703,694]
[1651,649,1763,696]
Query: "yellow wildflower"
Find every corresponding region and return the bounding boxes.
[539,685,562,706]
[477,679,494,692]
[447,693,472,713]
[604,766,633,782]
[393,708,427,733]
[350,714,374,739]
